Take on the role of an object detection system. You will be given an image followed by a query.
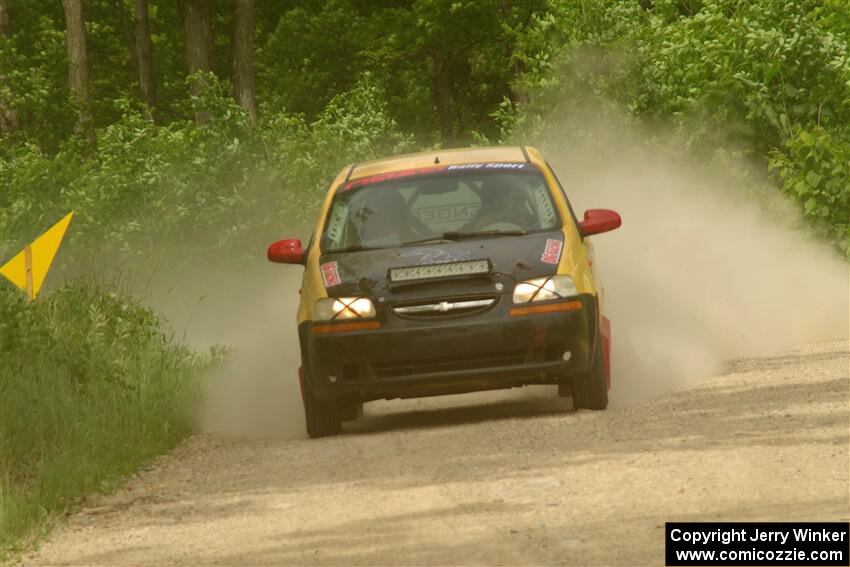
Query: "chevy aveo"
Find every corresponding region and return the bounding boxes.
[268,146,621,437]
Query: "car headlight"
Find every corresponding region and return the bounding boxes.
[314,297,376,321]
[513,276,577,303]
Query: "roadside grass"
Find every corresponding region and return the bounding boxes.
[0,279,218,559]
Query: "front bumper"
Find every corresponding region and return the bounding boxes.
[298,293,598,402]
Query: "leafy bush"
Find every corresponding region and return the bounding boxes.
[770,128,850,254]
[0,74,415,269]
[0,6,73,152]
[633,0,850,155]
[504,0,850,254]
[261,74,417,223]
[0,279,216,554]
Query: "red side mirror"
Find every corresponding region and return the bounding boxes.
[579,209,621,237]
[267,238,306,265]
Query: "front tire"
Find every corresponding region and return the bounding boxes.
[572,330,608,410]
[300,368,342,438]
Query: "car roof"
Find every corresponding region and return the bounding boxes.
[348,146,532,181]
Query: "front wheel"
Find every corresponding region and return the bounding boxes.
[572,330,608,410]
[300,368,342,438]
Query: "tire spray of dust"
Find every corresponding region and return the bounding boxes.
[144,266,309,439]
[543,132,849,403]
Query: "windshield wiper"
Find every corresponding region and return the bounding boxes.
[324,244,385,254]
[441,229,528,239]
[333,230,530,252]
[400,230,528,247]
[399,236,459,247]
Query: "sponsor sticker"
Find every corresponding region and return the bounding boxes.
[320,261,341,287]
[541,238,563,265]
[445,162,528,171]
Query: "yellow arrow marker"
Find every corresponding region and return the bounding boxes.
[0,211,74,300]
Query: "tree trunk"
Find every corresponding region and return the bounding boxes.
[0,0,19,134]
[134,0,156,108]
[181,0,214,123]
[232,0,256,123]
[113,0,135,65]
[62,0,95,146]
[0,0,9,37]
[433,55,453,144]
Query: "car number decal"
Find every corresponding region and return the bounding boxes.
[320,261,341,287]
[541,238,563,265]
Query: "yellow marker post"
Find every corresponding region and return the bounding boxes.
[24,244,33,301]
[0,211,74,301]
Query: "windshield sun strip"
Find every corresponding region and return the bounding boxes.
[340,162,535,192]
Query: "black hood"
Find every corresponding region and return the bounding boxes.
[319,231,565,302]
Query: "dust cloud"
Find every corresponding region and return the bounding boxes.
[141,265,308,439]
[545,129,849,403]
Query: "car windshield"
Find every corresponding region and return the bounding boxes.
[321,168,560,252]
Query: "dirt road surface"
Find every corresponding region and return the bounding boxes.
[25,340,849,566]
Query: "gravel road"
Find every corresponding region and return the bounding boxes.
[25,340,849,566]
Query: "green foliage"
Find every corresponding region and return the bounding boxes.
[262,75,417,217]
[3,0,547,148]
[257,0,365,119]
[634,0,850,155]
[769,127,850,254]
[504,0,850,253]
[0,279,216,554]
[256,0,545,142]
[0,73,415,266]
[0,3,72,151]
[379,0,546,142]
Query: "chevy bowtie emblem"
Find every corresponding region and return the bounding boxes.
[437,301,451,312]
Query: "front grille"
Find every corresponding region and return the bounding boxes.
[371,349,526,379]
[391,295,497,318]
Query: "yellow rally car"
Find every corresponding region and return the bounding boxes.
[268,146,621,437]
